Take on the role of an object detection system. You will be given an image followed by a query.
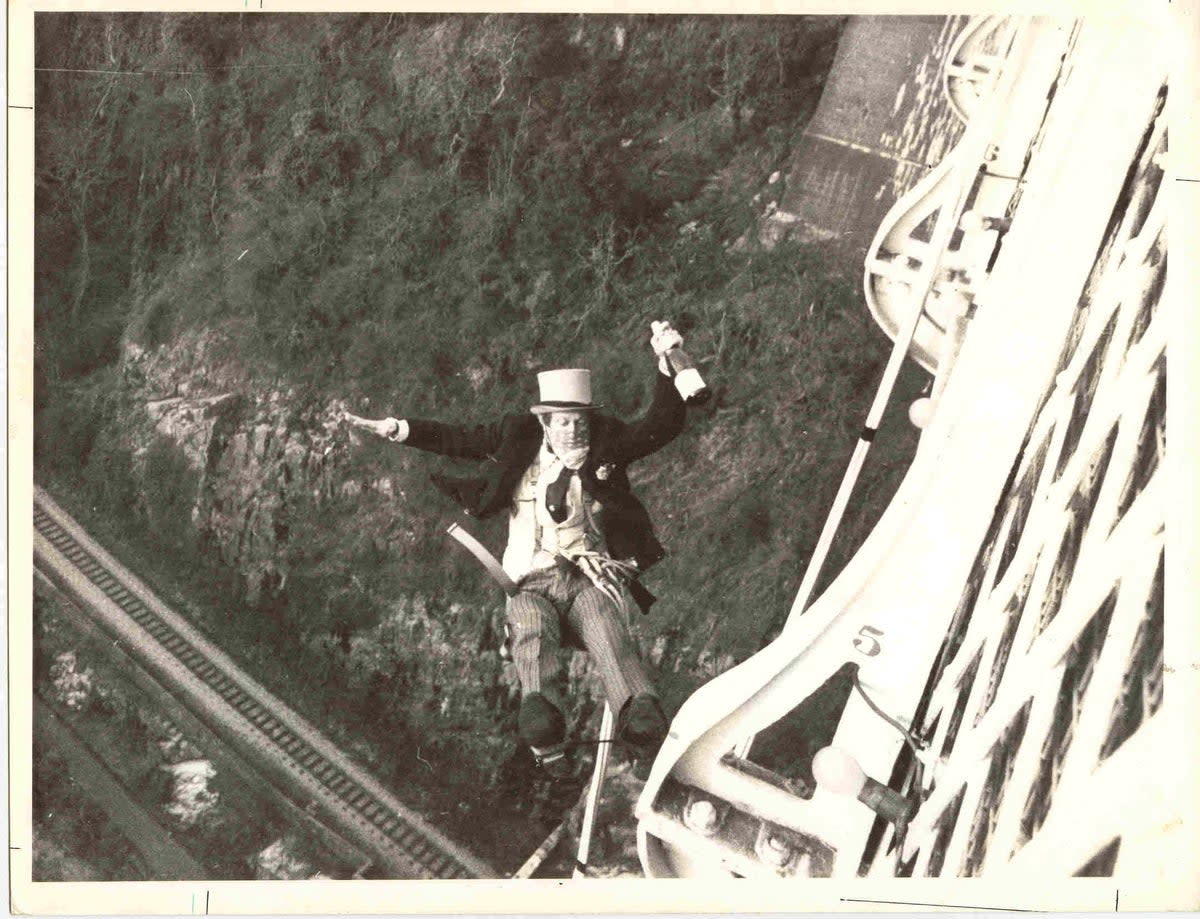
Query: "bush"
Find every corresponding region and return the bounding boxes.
[140,436,201,553]
[34,369,121,480]
[36,13,844,395]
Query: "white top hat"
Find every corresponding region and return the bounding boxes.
[530,368,602,414]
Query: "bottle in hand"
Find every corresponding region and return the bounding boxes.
[655,321,711,405]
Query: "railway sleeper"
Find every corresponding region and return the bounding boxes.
[361,801,385,821]
[378,817,402,835]
[325,770,356,791]
[280,736,306,755]
[310,762,337,781]
[344,788,371,808]
[296,749,324,770]
[327,775,355,795]
[181,655,210,673]
[389,821,421,844]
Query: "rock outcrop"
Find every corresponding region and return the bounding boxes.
[122,327,356,608]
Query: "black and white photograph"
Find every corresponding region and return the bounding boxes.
[10,1,1198,912]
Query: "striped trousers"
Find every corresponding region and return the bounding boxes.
[506,563,654,717]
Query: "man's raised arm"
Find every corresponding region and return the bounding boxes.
[612,323,690,463]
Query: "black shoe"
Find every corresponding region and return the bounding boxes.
[618,694,668,782]
[519,692,566,749]
[630,750,655,783]
[618,693,668,749]
[619,700,667,787]
[619,695,667,753]
[531,743,573,782]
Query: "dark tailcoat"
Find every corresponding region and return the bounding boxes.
[405,373,686,597]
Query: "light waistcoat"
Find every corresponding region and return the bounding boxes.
[502,445,606,581]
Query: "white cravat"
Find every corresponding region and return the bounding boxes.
[555,443,589,471]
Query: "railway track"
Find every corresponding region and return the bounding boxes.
[32,485,497,880]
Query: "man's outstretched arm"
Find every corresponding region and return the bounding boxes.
[342,411,506,461]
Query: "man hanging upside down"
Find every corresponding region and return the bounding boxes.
[343,323,692,773]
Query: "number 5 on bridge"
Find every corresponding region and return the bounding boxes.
[853,625,884,656]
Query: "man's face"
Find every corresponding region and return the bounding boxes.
[543,411,591,456]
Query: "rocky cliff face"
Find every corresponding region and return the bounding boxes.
[124,327,346,610]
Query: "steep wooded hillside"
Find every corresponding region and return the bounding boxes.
[34,13,924,869]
